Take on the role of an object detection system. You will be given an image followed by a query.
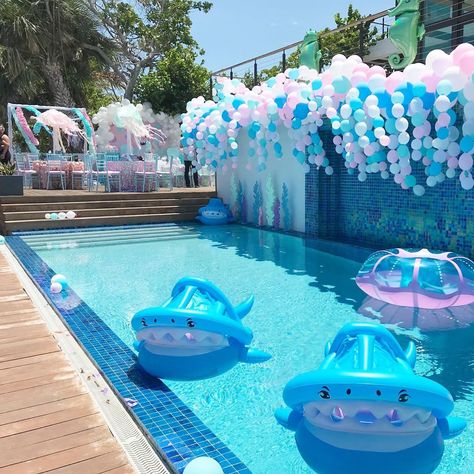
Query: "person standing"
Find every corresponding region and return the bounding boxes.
[183,148,199,188]
[0,124,11,164]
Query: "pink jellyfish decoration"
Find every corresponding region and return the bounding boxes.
[356,248,474,309]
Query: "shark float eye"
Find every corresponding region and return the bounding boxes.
[319,386,331,399]
[186,318,195,328]
[141,318,147,327]
[398,390,410,403]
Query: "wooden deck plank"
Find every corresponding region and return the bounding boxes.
[0,425,112,467]
[0,439,123,474]
[0,395,96,436]
[0,378,86,414]
[0,253,134,473]
[48,450,130,474]
[0,394,91,427]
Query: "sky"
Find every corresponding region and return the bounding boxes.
[191,0,396,72]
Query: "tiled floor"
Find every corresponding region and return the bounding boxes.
[0,251,134,474]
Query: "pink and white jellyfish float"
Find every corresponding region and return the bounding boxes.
[356,248,474,309]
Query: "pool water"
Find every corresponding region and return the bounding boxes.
[22,224,474,473]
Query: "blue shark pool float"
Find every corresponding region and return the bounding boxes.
[275,322,466,474]
[131,277,270,380]
[196,198,234,225]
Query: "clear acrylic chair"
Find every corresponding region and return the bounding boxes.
[135,160,157,192]
[45,154,66,190]
[91,154,121,192]
[16,153,38,189]
[72,154,92,190]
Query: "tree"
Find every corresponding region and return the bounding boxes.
[85,0,212,99]
[319,4,381,69]
[0,0,112,107]
[135,47,209,115]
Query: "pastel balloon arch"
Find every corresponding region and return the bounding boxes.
[181,43,474,195]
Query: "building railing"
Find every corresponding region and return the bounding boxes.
[210,9,393,91]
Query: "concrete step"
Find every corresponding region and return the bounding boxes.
[0,190,216,204]
[5,212,198,232]
[4,205,202,220]
[1,198,209,212]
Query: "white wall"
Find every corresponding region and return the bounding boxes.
[217,127,306,232]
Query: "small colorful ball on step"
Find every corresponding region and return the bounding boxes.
[45,213,51,220]
[51,274,69,289]
[58,212,67,220]
[50,282,63,294]
[183,457,224,474]
[66,211,77,219]
[50,213,59,220]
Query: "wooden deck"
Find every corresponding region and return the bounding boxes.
[0,253,134,473]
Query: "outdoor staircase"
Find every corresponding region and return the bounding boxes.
[0,190,217,233]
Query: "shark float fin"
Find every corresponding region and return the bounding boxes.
[239,347,271,364]
[404,341,417,368]
[275,408,302,431]
[235,295,255,319]
[438,416,467,439]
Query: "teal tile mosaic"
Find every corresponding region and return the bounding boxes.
[306,125,474,259]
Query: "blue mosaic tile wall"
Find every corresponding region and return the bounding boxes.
[7,231,250,474]
[306,125,474,259]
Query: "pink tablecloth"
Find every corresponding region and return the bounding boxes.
[32,161,84,189]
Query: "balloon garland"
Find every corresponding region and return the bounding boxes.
[181,43,474,195]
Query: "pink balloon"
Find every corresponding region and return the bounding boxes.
[350,71,367,86]
[387,150,398,163]
[385,71,404,94]
[421,73,440,93]
[436,113,450,128]
[353,63,370,74]
[379,135,390,147]
[448,157,459,169]
[367,65,386,78]
[459,153,473,171]
[451,43,474,65]
[458,51,474,76]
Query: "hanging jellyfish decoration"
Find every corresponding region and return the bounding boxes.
[72,107,96,153]
[12,107,40,153]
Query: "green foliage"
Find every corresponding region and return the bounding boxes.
[0,0,113,107]
[0,162,16,176]
[89,0,212,98]
[135,47,209,115]
[319,4,380,69]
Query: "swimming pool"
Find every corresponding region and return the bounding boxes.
[12,224,474,473]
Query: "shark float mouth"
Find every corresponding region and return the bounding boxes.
[137,327,229,355]
[302,400,436,452]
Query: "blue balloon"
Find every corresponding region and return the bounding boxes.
[232,97,245,109]
[312,78,323,91]
[221,110,231,122]
[356,83,371,100]
[405,175,416,187]
[437,127,449,140]
[412,113,425,127]
[460,136,474,153]
[372,117,385,128]
[340,120,352,133]
[333,76,351,94]
[422,93,436,109]
[429,162,442,176]
[412,83,427,97]
[294,103,310,120]
[398,144,410,158]
[274,142,282,154]
[268,122,277,132]
[292,118,302,129]
[349,98,363,110]
[275,96,287,108]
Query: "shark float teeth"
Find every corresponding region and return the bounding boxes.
[331,407,344,422]
[388,409,403,426]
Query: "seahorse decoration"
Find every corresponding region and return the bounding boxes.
[388,0,425,70]
[299,30,322,72]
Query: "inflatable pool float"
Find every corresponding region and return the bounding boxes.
[131,277,270,380]
[196,198,234,225]
[275,322,466,474]
[356,248,474,309]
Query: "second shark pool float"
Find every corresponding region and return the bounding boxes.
[196,198,234,225]
[275,322,465,474]
[132,277,270,380]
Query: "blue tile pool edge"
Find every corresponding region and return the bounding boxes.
[6,234,251,474]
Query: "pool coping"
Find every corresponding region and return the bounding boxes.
[7,224,251,474]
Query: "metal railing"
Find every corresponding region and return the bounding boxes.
[210,9,393,91]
